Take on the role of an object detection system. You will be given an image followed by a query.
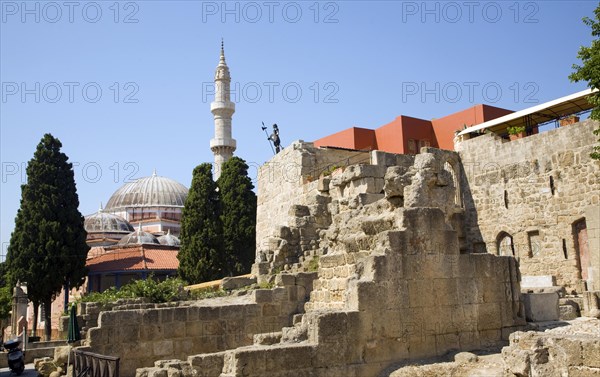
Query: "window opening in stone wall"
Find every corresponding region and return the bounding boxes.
[443,161,461,207]
[550,176,555,196]
[572,219,589,281]
[504,190,508,209]
[528,230,540,258]
[562,239,568,259]
[497,232,515,256]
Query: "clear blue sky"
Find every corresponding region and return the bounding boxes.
[1,0,597,260]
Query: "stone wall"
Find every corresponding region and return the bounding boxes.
[457,120,600,292]
[255,142,370,277]
[84,283,313,376]
[143,147,525,377]
[59,298,149,335]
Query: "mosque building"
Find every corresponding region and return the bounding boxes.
[84,169,189,248]
[81,43,237,292]
[15,43,238,336]
[80,169,189,291]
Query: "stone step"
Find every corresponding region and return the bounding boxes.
[561,296,584,307]
[293,313,304,325]
[253,332,282,345]
[559,304,579,320]
[26,340,67,350]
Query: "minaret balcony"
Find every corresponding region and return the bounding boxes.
[210,101,235,114]
[210,138,237,149]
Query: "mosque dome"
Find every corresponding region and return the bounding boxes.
[157,230,181,247]
[105,171,188,210]
[117,225,160,246]
[85,207,134,233]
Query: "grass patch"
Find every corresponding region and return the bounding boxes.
[307,256,320,272]
[257,281,275,289]
[189,286,228,300]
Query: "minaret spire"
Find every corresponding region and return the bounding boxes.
[220,38,225,64]
[210,40,236,179]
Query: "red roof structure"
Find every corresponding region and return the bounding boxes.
[86,244,179,273]
[314,104,513,153]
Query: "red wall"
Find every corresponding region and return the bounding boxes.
[375,116,437,154]
[374,117,405,153]
[353,128,378,150]
[314,127,376,150]
[313,104,513,153]
[432,105,513,150]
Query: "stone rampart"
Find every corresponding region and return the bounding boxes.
[84,282,312,376]
[143,147,525,377]
[457,120,600,292]
[255,142,370,277]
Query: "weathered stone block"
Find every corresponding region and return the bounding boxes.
[522,292,559,322]
[160,309,174,324]
[252,289,273,303]
[289,205,310,217]
[153,340,174,357]
[188,352,225,375]
[275,273,295,287]
[262,304,281,317]
[521,275,556,288]
[163,322,186,339]
[559,304,579,320]
[320,254,346,268]
[408,280,435,308]
[222,276,257,290]
[477,302,502,330]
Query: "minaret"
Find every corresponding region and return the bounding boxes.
[210,40,236,179]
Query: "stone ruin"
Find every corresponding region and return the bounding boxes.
[73,143,531,376]
[67,120,600,376]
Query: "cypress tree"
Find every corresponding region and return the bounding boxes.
[6,134,89,340]
[217,157,257,276]
[178,163,223,283]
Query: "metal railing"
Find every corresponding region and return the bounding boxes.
[73,349,119,377]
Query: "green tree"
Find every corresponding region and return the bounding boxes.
[217,157,257,276]
[0,262,7,287]
[178,163,223,284]
[570,3,600,159]
[0,263,9,339]
[6,134,89,340]
[0,285,10,344]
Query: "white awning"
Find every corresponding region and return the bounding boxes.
[458,88,598,136]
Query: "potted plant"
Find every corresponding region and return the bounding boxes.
[507,126,526,141]
[559,115,580,127]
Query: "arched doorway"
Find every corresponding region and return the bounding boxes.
[497,232,515,256]
[573,218,590,282]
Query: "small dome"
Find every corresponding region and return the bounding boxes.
[105,171,188,210]
[85,206,134,233]
[118,225,160,246]
[157,230,180,247]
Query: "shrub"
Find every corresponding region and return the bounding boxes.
[507,126,526,135]
[81,277,188,304]
[189,286,228,300]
